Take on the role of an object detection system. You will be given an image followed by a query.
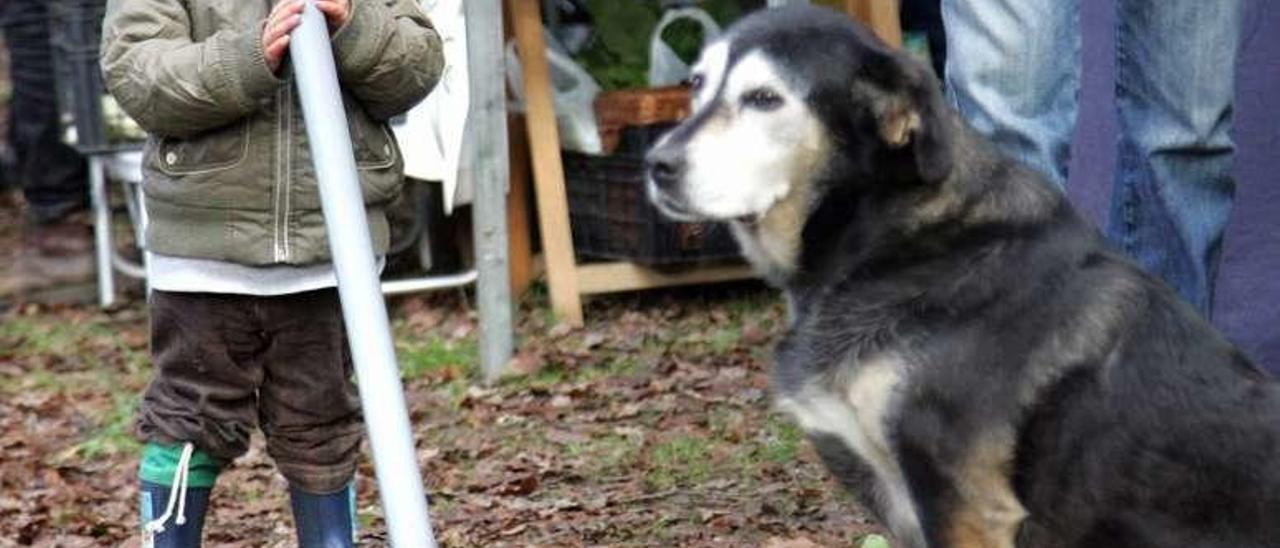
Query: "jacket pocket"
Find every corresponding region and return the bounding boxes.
[354,125,398,170]
[155,121,250,176]
[346,98,398,169]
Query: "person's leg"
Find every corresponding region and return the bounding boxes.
[0,0,95,304]
[1,0,88,222]
[0,0,94,306]
[942,0,1081,187]
[258,288,362,547]
[289,483,358,548]
[137,291,267,546]
[140,444,215,548]
[1112,0,1242,317]
[899,0,947,78]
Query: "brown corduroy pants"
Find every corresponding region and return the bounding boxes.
[137,288,363,493]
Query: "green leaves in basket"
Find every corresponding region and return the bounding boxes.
[576,0,658,90]
[575,0,742,91]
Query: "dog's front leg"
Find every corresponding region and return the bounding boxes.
[945,446,1027,548]
[897,417,1027,548]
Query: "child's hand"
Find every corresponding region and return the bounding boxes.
[263,0,305,74]
[315,0,352,30]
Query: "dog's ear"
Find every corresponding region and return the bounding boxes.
[856,52,954,184]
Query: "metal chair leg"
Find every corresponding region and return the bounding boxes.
[89,156,116,308]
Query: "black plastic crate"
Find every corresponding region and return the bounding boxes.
[49,0,143,154]
[564,124,740,267]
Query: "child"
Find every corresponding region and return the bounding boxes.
[100,0,443,545]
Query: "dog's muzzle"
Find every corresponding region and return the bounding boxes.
[644,145,698,220]
[644,145,685,194]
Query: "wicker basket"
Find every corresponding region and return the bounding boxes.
[564,124,740,266]
[593,86,690,153]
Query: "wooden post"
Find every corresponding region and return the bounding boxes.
[506,114,535,299]
[510,0,585,326]
[465,0,515,381]
[845,0,903,47]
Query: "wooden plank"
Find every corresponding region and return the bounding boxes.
[506,114,535,299]
[577,262,756,295]
[502,6,534,299]
[845,0,903,48]
[509,0,585,326]
[465,0,515,381]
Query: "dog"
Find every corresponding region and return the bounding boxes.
[644,6,1280,547]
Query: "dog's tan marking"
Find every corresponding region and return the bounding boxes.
[880,103,921,148]
[853,80,922,148]
[777,355,927,548]
[908,185,964,227]
[731,130,829,283]
[945,434,1028,548]
[842,358,901,468]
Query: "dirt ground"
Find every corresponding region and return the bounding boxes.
[0,212,881,547]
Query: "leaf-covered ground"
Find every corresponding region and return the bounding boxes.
[2,287,886,547]
[0,205,880,548]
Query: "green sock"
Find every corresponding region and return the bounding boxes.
[139,442,221,488]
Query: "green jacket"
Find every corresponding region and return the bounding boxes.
[101,0,444,265]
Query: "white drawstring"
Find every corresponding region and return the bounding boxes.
[142,442,195,544]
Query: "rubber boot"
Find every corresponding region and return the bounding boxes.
[140,480,211,548]
[289,484,356,548]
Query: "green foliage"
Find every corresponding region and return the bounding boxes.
[64,393,141,461]
[647,434,713,489]
[575,0,743,90]
[859,534,892,548]
[2,319,82,358]
[759,414,805,464]
[577,0,658,91]
[571,433,642,476]
[398,336,476,380]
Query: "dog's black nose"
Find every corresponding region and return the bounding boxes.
[645,147,685,191]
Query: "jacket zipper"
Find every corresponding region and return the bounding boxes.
[273,83,288,262]
[282,76,294,260]
[268,0,286,262]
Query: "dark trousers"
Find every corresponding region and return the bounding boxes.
[1,0,88,224]
[138,289,364,493]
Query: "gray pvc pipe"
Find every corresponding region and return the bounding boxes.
[289,2,437,546]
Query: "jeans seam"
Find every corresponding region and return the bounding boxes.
[1113,6,1139,257]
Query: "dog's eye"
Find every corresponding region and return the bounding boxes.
[741,88,783,111]
[689,74,705,91]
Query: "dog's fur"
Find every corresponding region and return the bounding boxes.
[645,6,1280,547]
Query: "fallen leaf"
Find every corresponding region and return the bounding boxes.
[764,537,826,548]
[548,323,573,338]
[507,351,542,375]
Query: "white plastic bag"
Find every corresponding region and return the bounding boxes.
[648,7,721,87]
[389,0,469,211]
[505,34,604,154]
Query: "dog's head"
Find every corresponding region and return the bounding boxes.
[644,5,953,223]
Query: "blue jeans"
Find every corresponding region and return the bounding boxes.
[1,0,89,224]
[943,0,1242,317]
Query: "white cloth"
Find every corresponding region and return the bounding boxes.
[390,0,470,211]
[146,253,387,296]
[146,253,340,296]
